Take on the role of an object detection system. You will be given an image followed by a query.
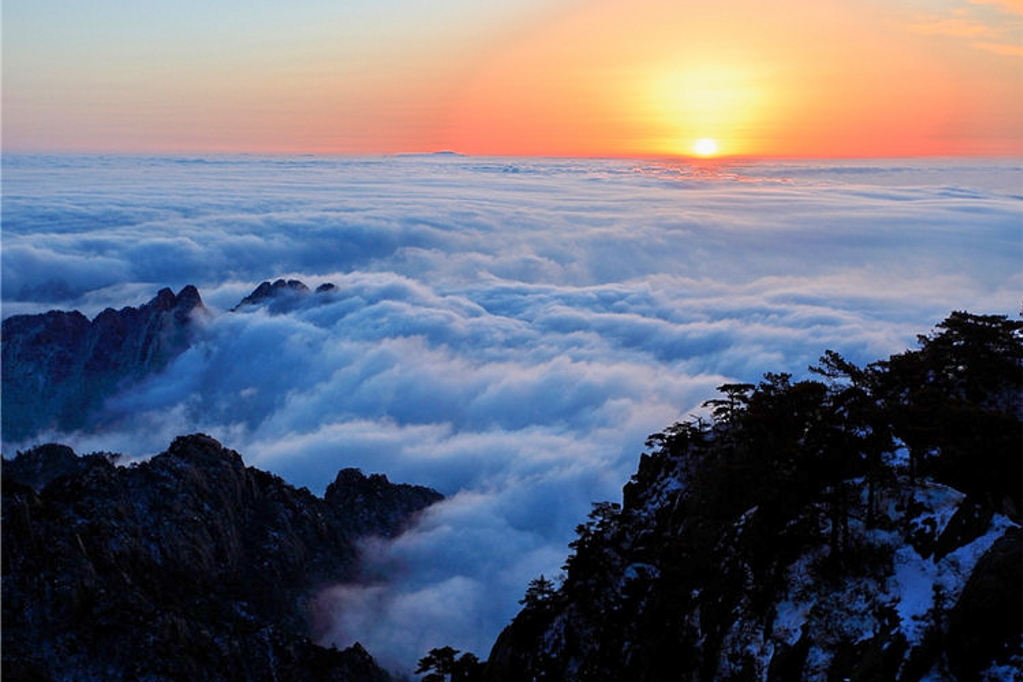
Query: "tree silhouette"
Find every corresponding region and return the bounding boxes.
[415,646,484,682]
[520,574,557,610]
[416,646,459,682]
[878,311,1022,510]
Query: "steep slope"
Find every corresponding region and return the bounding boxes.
[2,434,442,681]
[484,312,1022,682]
[1,285,208,441]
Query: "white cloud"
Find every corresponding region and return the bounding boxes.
[2,154,1020,670]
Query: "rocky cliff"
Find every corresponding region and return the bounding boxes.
[2,434,442,681]
[483,312,1022,682]
[1,285,208,441]
[1,279,342,445]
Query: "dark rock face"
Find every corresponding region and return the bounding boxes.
[946,529,1022,680]
[233,278,311,310]
[1,286,208,441]
[325,468,444,539]
[483,312,1022,682]
[1,434,442,681]
[1,280,346,444]
[231,278,341,314]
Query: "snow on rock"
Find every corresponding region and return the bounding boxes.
[708,476,1019,682]
[890,482,1016,649]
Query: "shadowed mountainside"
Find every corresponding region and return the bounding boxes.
[478,311,1022,682]
[2,433,442,681]
[1,279,342,444]
[1,286,208,441]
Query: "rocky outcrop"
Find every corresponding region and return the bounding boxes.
[1,286,208,441]
[232,278,311,310]
[482,312,1022,682]
[0,441,97,492]
[325,468,446,539]
[1,434,442,681]
[486,455,1020,682]
[231,278,338,313]
[946,529,1022,680]
[1,279,349,445]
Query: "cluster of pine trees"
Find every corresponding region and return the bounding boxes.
[419,311,1022,682]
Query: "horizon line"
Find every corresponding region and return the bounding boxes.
[4,148,1022,163]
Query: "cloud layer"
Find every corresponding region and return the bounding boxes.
[3,154,1020,672]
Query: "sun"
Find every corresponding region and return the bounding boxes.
[693,138,718,156]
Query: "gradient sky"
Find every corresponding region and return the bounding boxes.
[3,0,1021,157]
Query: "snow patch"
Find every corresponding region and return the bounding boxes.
[889,484,1018,647]
[773,599,809,646]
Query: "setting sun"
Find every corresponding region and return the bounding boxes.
[694,138,719,156]
[3,0,1021,157]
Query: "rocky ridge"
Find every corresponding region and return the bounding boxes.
[1,285,208,441]
[231,278,338,312]
[1,279,339,445]
[2,433,442,681]
[481,312,1022,682]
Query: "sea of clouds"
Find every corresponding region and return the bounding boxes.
[2,153,1020,672]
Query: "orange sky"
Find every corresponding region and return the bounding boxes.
[4,0,1021,157]
[446,0,1023,157]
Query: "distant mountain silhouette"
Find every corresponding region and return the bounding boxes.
[232,278,311,310]
[2,286,208,441]
[1,279,342,443]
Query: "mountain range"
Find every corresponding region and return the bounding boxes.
[3,284,1020,681]
[1,279,340,443]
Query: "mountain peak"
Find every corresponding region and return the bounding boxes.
[325,467,443,538]
[163,433,245,469]
[232,278,310,310]
[2,443,83,492]
[1,286,209,442]
[230,278,341,312]
[175,284,204,308]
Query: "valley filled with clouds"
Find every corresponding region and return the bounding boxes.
[2,154,1020,670]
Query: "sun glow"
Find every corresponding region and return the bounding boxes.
[643,61,773,157]
[693,138,718,156]
[440,0,1023,159]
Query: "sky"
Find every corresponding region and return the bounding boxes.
[3,0,1022,157]
[2,154,1020,671]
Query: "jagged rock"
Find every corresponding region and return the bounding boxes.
[946,529,1022,680]
[231,278,340,313]
[1,434,441,681]
[325,468,443,539]
[232,278,311,311]
[1,280,349,444]
[1,286,208,441]
[1,442,101,491]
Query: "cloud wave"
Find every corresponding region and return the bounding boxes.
[3,154,1020,671]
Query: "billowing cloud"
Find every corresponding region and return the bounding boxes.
[2,154,1020,672]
